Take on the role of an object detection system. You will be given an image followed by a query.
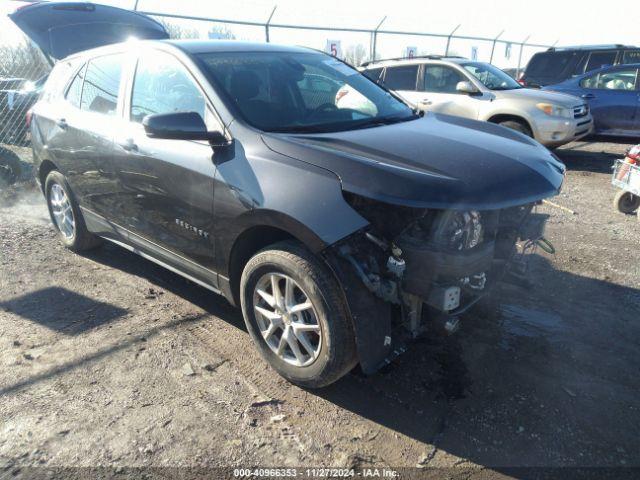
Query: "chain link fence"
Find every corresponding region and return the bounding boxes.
[0,16,50,187]
[0,4,551,187]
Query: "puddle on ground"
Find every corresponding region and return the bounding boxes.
[498,304,564,350]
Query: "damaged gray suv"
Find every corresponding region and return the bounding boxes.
[30,40,565,387]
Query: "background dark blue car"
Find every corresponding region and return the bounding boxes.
[543,63,640,137]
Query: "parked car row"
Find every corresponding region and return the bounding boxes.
[355,46,640,142]
[355,56,593,148]
[0,75,44,145]
[521,45,640,87]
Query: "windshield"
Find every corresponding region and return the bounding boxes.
[462,62,522,90]
[198,51,416,133]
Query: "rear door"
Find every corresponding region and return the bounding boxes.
[380,64,420,105]
[37,53,124,216]
[579,67,640,134]
[112,49,220,281]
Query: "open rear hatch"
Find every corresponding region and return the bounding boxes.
[8,2,169,63]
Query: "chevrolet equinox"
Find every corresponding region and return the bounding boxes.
[30,40,565,387]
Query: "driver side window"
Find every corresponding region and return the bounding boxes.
[423,65,465,93]
[131,52,206,124]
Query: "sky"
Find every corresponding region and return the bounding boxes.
[2,0,639,68]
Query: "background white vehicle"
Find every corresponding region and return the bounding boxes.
[357,56,595,147]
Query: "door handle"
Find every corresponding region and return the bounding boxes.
[118,138,138,152]
[56,118,67,129]
[581,93,595,99]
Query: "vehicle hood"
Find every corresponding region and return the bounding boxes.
[8,2,168,62]
[494,87,583,107]
[262,113,565,211]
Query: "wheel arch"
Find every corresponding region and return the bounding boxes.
[487,113,534,134]
[38,159,59,192]
[226,219,322,306]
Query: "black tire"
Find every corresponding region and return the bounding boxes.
[240,241,357,388]
[44,170,102,251]
[0,147,22,186]
[499,120,533,138]
[613,190,640,214]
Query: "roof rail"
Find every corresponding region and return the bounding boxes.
[547,44,638,51]
[361,54,466,67]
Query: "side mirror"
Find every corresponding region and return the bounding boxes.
[143,111,229,146]
[456,81,479,95]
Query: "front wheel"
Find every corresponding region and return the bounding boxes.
[613,190,640,214]
[44,171,102,251]
[240,241,357,388]
[499,120,533,138]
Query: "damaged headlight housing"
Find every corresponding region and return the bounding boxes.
[432,210,484,251]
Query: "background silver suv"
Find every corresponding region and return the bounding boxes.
[358,56,594,147]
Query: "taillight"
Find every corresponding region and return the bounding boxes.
[518,79,526,86]
[25,109,33,129]
[626,144,640,164]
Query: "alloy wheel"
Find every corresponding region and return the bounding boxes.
[252,272,322,367]
[49,183,75,239]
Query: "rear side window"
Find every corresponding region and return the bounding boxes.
[130,51,205,123]
[41,60,76,102]
[80,54,123,115]
[622,50,640,64]
[585,51,617,72]
[65,64,86,108]
[383,65,419,91]
[526,52,574,77]
[363,68,383,83]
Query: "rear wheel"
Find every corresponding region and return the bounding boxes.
[44,171,101,251]
[613,190,640,214]
[0,147,22,186]
[499,120,533,138]
[240,241,357,388]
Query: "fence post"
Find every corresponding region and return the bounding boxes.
[489,30,504,64]
[265,5,277,43]
[516,35,530,79]
[444,24,461,56]
[370,16,386,62]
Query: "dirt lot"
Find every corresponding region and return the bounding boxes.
[1,138,639,479]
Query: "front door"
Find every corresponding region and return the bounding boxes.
[420,64,480,119]
[112,50,220,282]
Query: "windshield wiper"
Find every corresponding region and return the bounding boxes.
[269,124,332,134]
[348,114,419,130]
[269,114,418,134]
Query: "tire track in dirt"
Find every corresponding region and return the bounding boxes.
[187,320,450,467]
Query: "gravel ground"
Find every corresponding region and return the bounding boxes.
[0,138,639,479]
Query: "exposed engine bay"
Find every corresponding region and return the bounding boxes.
[324,194,552,372]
